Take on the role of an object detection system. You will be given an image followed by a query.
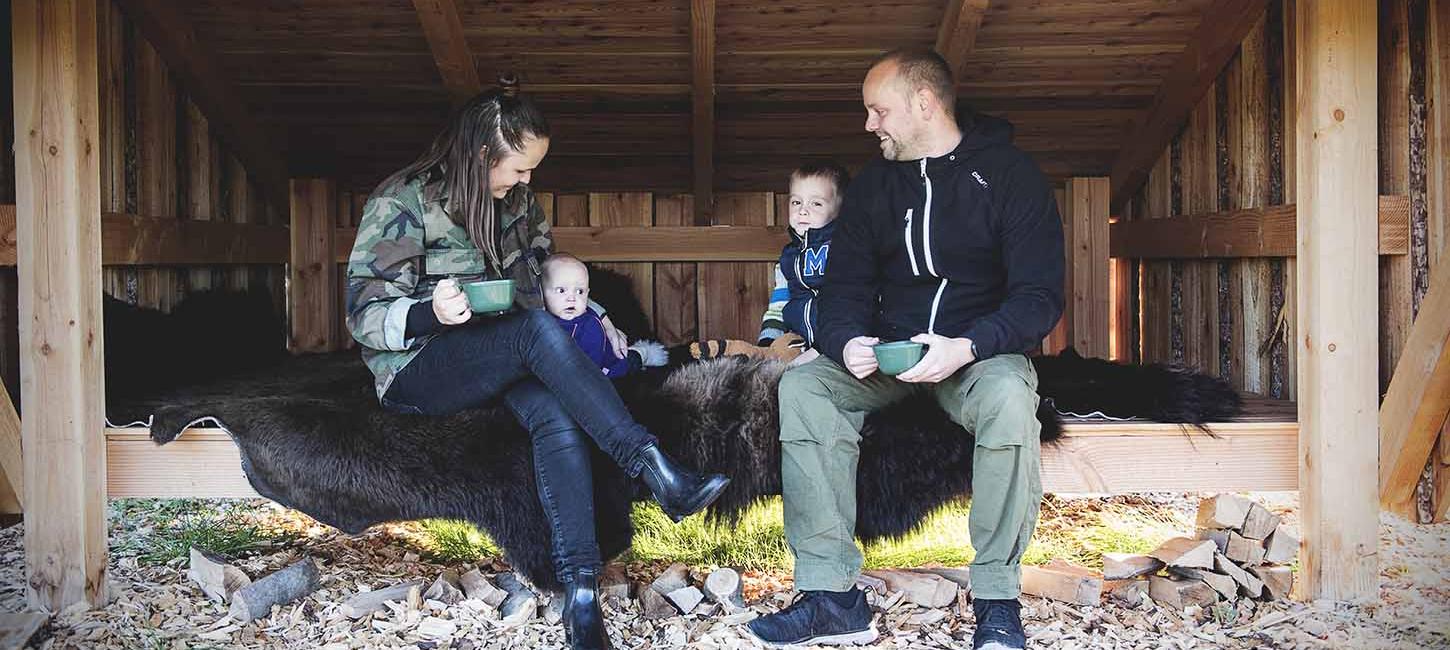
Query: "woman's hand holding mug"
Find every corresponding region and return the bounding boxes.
[433,278,472,325]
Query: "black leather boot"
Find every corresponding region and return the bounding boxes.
[561,567,612,650]
[630,442,730,522]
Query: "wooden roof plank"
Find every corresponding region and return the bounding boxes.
[412,0,483,102]
[1107,0,1270,211]
[936,0,990,80]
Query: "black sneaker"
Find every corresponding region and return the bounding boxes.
[746,588,878,647]
[972,598,1026,650]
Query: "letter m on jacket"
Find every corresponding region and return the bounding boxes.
[802,244,829,277]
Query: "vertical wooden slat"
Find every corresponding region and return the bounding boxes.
[1143,151,1173,364]
[1227,16,1277,395]
[1382,0,1415,393]
[98,0,127,304]
[289,179,338,353]
[1043,187,1070,354]
[183,99,212,291]
[1430,0,1450,523]
[654,194,699,345]
[134,28,177,311]
[1181,90,1221,374]
[587,192,655,330]
[555,194,588,227]
[224,152,250,291]
[1279,0,1299,400]
[13,0,108,609]
[1067,178,1111,359]
[1296,0,1379,600]
[690,0,715,226]
[699,193,775,341]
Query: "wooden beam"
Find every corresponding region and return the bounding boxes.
[1110,196,1410,258]
[104,421,1298,499]
[935,0,990,80]
[112,0,289,211]
[336,225,787,264]
[13,0,108,609]
[690,0,716,226]
[411,0,482,104]
[1067,178,1111,358]
[0,377,20,509]
[1379,251,1450,517]
[0,206,290,266]
[289,180,339,353]
[1109,0,1271,211]
[1296,0,1379,601]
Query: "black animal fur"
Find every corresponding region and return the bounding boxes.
[107,279,1241,592]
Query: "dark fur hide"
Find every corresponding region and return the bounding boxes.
[108,280,1242,592]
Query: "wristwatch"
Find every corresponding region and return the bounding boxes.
[970,340,980,360]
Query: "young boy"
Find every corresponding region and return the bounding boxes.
[542,253,664,377]
[691,162,849,364]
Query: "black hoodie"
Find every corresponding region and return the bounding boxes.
[817,114,1065,365]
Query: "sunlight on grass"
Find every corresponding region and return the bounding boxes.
[627,501,793,570]
[417,519,501,563]
[111,499,295,565]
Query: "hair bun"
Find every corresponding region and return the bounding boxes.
[498,73,520,97]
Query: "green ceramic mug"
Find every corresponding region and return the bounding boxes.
[462,279,514,313]
[873,340,925,376]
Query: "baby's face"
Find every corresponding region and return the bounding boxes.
[787,176,842,235]
[543,262,590,319]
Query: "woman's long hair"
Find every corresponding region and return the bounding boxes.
[379,75,550,271]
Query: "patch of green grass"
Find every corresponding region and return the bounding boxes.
[626,501,792,570]
[863,500,976,568]
[111,499,295,565]
[416,519,500,563]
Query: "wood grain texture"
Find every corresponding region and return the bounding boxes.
[1109,196,1411,258]
[288,179,339,353]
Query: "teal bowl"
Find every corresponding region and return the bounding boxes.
[874,341,925,376]
[462,279,515,313]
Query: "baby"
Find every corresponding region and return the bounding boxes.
[542,253,664,378]
[691,161,849,365]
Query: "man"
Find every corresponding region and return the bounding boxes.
[747,49,1064,650]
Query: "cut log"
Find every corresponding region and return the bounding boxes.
[666,585,705,614]
[863,569,957,608]
[1239,501,1281,540]
[650,563,691,595]
[1167,567,1238,600]
[1262,526,1300,565]
[459,569,506,607]
[1242,572,1266,599]
[416,616,458,639]
[186,546,251,603]
[1147,574,1219,609]
[1020,562,1104,607]
[0,612,48,650]
[1225,532,1267,566]
[339,580,424,620]
[1148,537,1217,569]
[1101,553,1165,580]
[1195,527,1231,554]
[1196,493,1252,529]
[1213,553,1255,591]
[495,573,538,626]
[1106,578,1149,607]
[229,559,322,623]
[919,567,973,592]
[1248,565,1293,600]
[424,572,464,605]
[600,565,632,601]
[641,584,677,619]
[704,568,744,612]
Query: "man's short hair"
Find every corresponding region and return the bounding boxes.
[541,252,586,284]
[790,161,851,198]
[874,48,956,118]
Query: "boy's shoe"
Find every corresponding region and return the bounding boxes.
[972,598,1026,650]
[746,587,877,647]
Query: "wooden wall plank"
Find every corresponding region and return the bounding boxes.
[1143,150,1174,364]
[134,30,178,312]
[1433,0,1450,272]
[13,0,109,609]
[1067,177,1111,359]
[699,193,775,341]
[288,179,339,353]
[587,192,655,330]
[1110,197,1411,258]
[555,194,588,227]
[691,0,715,226]
[1182,90,1221,375]
[653,194,699,345]
[1043,187,1070,354]
[1382,0,1415,393]
[1280,0,1298,401]
[1229,15,1277,394]
[1295,0,1379,600]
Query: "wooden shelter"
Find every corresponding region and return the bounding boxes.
[1,0,1447,611]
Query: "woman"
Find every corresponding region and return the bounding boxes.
[345,78,729,650]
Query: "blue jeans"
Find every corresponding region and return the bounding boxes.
[382,309,657,578]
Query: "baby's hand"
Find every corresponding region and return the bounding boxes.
[433,279,471,325]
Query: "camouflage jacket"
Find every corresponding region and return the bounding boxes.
[346,173,553,399]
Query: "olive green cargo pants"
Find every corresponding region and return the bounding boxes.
[777,353,1043,599]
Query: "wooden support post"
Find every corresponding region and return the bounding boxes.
[1379,252,1450,517]
[288,179,339,353]
[1066,178,1111,359]
[690,0,715,226]
[12,0,108,609]
[1295,0,1379,600]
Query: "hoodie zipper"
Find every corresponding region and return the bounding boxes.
[795,230,816,345]
[903,209,921,276]
[919,159,948,335]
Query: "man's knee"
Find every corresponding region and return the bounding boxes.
[778,365,851,444]
[958,374,1040,447]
